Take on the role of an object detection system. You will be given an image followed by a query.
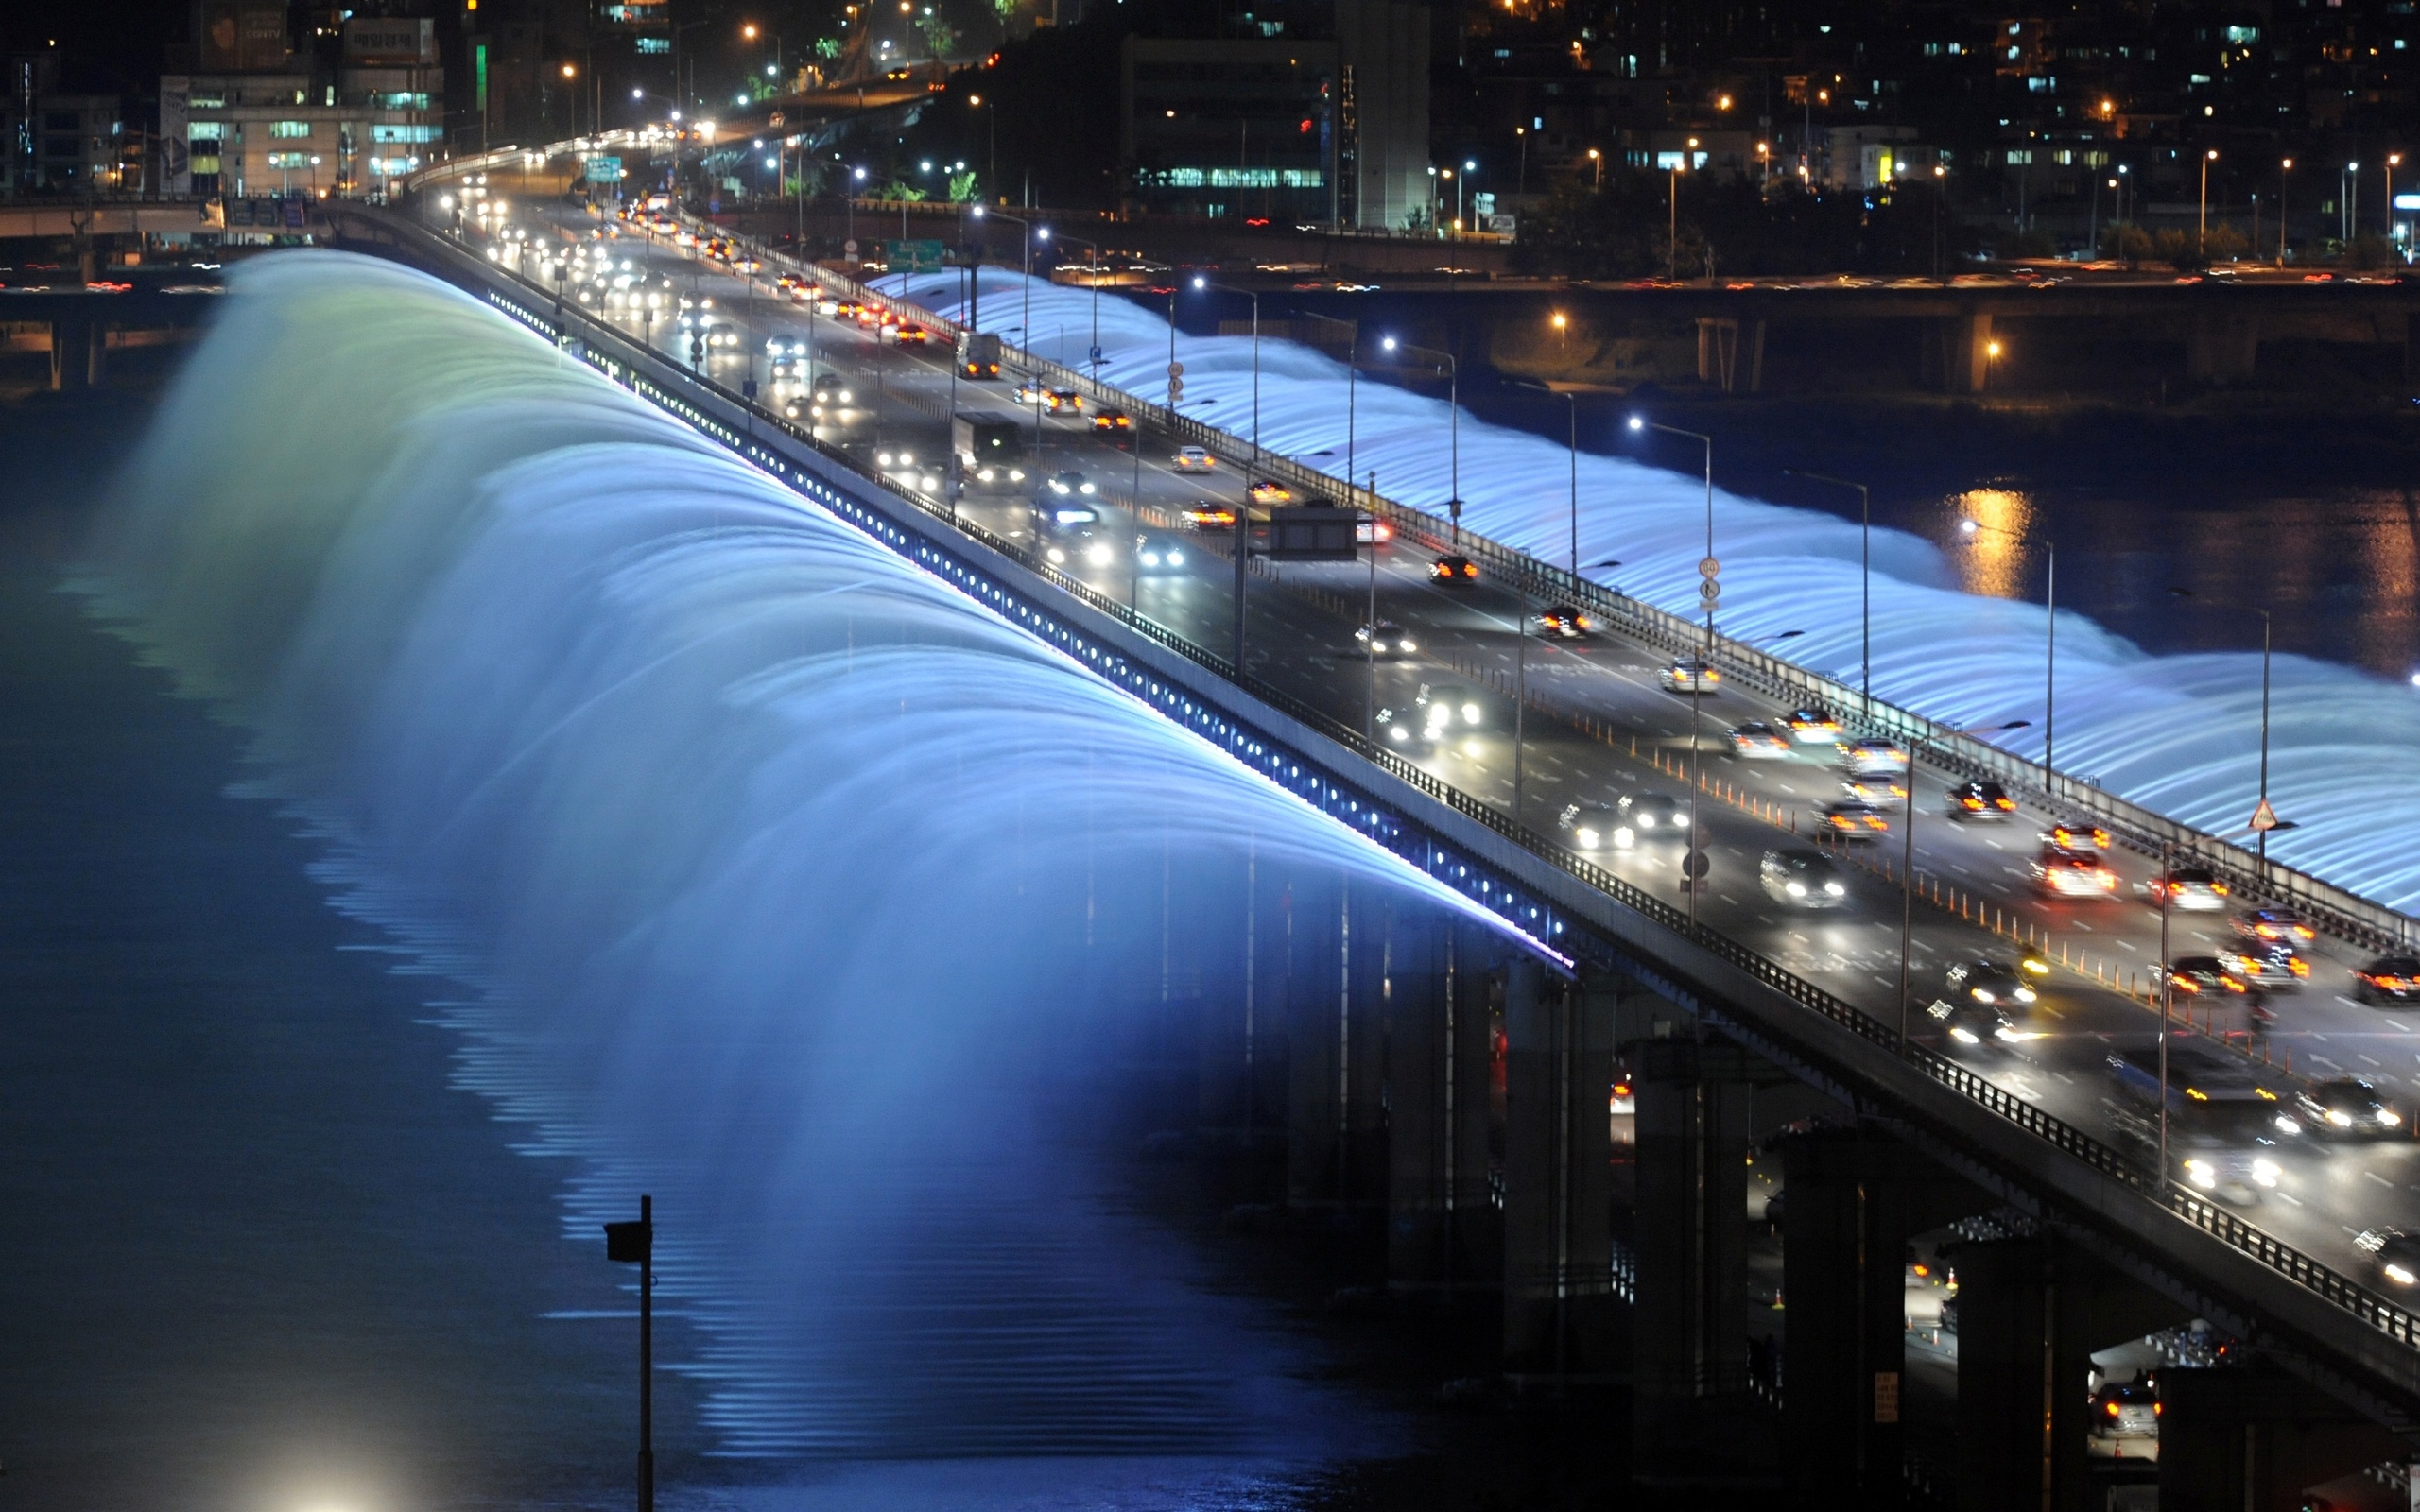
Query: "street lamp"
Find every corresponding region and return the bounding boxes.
[1668,139,1698,280]
[2279,158,2293,265]
[968,94,996,200]
[1630,412,1717,920]
[1959,517,2058,798]
[1587,146,1602,188]
[1559,390,1581,576]
[1050,230,1105,376]
[1785,470,1872,716]
[2198,147,2218,252]
[1897,721,2031,1049]
[2389,154,2404,243]
[1192,275,1263,676]
[1379,334,1462,541]
[2168,588,2281,864]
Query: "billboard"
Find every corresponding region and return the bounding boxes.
[343,17,436,65]
[199,1,291,71]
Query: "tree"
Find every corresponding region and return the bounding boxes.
[2152,228,2207,273]
[2099,221,2154,266]
[2203,223,2249,265]
[2346,232,2399,269]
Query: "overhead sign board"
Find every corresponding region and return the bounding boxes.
[586,155,623,183]
[884,238,946,271]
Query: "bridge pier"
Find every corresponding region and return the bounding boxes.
[2156,1367,2407,1512]
[1695,318,1766,394]
[49,317,105,392]
[1500,963,1618,1376]
[1286,876,1390,1208]
[1939,313,1994,394]
[1629,1034,1776,1484]
[1386,922,1501,1295]
[1954,1233,2188,1512]
[1775,1127,1993,1509]
[2187,311,2261,386]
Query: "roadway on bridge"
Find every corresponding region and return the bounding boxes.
[473,185,2420,1293]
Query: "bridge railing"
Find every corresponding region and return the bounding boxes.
[415,207,2420,1377]
[672,207,2413,957]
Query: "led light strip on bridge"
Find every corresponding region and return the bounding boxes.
[406,212,2420,1404]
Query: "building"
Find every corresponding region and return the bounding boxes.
[1118,0,1429,231]
[163,14,444,198]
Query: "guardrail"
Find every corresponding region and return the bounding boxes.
[651,203,2415,958]
[389,203,2420,1384]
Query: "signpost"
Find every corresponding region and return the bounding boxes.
[603,1197,656,1512]
[884,238,947,272]
[585,155,624,184]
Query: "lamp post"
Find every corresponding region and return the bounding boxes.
[1630,413,1716,921]
[1192,275,1262,675]
[1588,146,1602,188]
[990,211,1044,449]
[601,1197,656,1512]
[1959,517,2057,799]
[969,94,996,200]
[1559,390,1580,576]
[1516,126,1528,197]
[1051,230,1104,378]
[1786,470,1872,716]
[2348,162,2361,243]
[2168,588,2276,864]
[2198,147,2218,252]
[1379,335,1461,540]
[1896,722,2031,1049]
[2279,158,2293,264]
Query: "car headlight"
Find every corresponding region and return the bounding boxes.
[1994,1025,2021,1041]
[1635,815,1656,829]
[2329,1109,2356,1127]
[2389,1264,2419,1286]
[1046,547,1066,563]
[1399,637,1416,651]
[2252,1159,2280,1186]
[2383,1109,2404,1126]
[1085,542,1114,566]
[1824,882,1845,896]
[1167,550,1184,566]
[2185,1159,2218,1189]
[921,475,940,491]
[2014,988,2037,1005]
[2275,1116,2303,1135]
[1949,1026,1980,1044]
[1081,483,1097,494]
[1576,827,1600,849]
[1786,882,1806,897]
[1462,704,1481,724]
[1388,727,1409,742]
[1971,989,1995,1004]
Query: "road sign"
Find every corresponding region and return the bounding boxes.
[885,238,946,272]
[2250,798,2280,832]
[1089,345,1103,364]
[585,155,623,184]
[1167,378,1184,402]
[1699,579,1721,604]
[843,238,859,258]
[1167,361,1184,377]
[1682,850,1711,880]
[1699,556,1721,577]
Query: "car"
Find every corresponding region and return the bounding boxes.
[1092,407,1132,431]
[2292,1076,2402,1139]
[1784,707,1841,744]
[1728,722,1792,759]
[1045,387,1082,412]
[2160,954,2252,999]
[1375,685,1479,747]
[2033,844,2118,899]
[1181,501,1236,531]
[1840,774,1909,807]
[2231,908,2317,946]
[1617,791,1691,835]
[2044,820,2112,852]
[1837,737,1909,776]
[2087,1378,2161,1459]
[1043,470,1097,497]
[1944,957,2039,1010]
[1816,800,1891,842]
[1658,658,1720,694]
[1132,537,1187,573]
[1431,554,1478,584]
[1173,445,1216,471]
[1760,848,1848,907]
[2217,943,2308,991]
[1015,379,1049,405]
[1558,800,1632,851]
[1946,780,2016,822]
[1356,516,1393,544]
[2141,866,2230,911]
[2357,1228,2420,1288]
[2355,954,2420,1005]
[1248,479,1292,506]
[890,322,931,345]
[1926,990,2017,1047]
[1355,620,1417,658]
[810,374,854,407]
[1538,604,1593,639]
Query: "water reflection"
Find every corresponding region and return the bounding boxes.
[1945,488,2037,601]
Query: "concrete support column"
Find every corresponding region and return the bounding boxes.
[1778,1127,1912,1511]
[2157,1369,2406,1512]
[49,318,102,392]
[1385,921,1452,1289]
[1693,317,1764,393]
[1284,878,1388,1208]
[1499,963,1616,1375]
[1954,1236,2188,1512]
[1942,311,1994,394]
[2187,310,2261,385]
[1631,1038,1769,1480]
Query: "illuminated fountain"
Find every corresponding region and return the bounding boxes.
[890,267,2420,913]
[86,251,1518,1465]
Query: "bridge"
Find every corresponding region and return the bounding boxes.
[322,163,2420,1509]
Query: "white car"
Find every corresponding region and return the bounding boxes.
[1174,445,1215,471]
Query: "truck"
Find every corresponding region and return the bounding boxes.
[2103,1041,2301,1203]
[957,329,1002,379]
[953,410,1028,488]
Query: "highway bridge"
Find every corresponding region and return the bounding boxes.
[322,162,2420,1510]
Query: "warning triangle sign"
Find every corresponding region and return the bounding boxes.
[2249,798,2280,832]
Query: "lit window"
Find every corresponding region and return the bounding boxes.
[270,120,312,138]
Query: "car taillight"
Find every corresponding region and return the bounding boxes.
[1996,798,2015,809]
[2290,958,2310,977]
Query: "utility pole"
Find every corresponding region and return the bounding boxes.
[603,1197,656,1512]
